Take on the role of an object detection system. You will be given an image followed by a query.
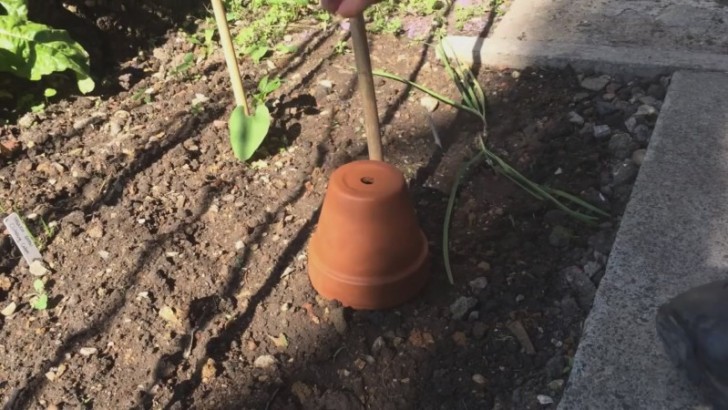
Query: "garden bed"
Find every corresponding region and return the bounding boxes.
[1,2,666,409]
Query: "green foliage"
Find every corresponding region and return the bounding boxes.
[454,5,486,30]
[0,0,94,93]
[254,75,281,106]
[225,0,326,63]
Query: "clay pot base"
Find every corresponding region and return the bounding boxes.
[307,160,430,310]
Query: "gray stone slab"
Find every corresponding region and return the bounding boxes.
[445,0,728,76]
[558,71,728,409]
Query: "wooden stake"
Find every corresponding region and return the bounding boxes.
[350,14,383,161]
[211,0,250,116]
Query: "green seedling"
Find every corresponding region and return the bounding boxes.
[30,279,48,310]
[212,0,272,162]
[373,39,610,284]
[170,53,195,78]
[334,40,348,55]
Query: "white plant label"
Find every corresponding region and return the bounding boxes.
[3,213,42,264]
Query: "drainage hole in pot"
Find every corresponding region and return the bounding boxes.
[361,177,374,185]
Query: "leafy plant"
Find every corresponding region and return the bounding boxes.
[254,75,282,106]
[30,278,48,310]
[334,40,348,55]
[0,0,95,93]
[373,39,609,285]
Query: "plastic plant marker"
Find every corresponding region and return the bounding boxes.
[229,103,271,161]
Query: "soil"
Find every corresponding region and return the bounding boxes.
[0,3,666,410]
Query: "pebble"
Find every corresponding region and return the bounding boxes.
[567,111,584,126]
[469,277,488,291]
[254,355,277,368]
[330,307,347,335]
[647,83,666,99]
[79,347,98,357]
[632,149,647,166]
[371,336,385,353]
[420,96,439,112]
[559,266,596,310]
[468,311,479,321]
[608,133,636,159]
[280,302,292,312]
[450,296,478,320]
[612,160,639,186]
[73,112,107,131]
[511,70,521,79]
[580,75,610,91]
[1,302,17,316]
[472,374,487,385]
[545,355,566,379]
[29,260,50,277]
[632,124,652,144]
[472,322,487,339]
[624,116,638,132]
[477,261,491,271]
[537,394,554,405]
[635,104,658,118]
[593,124,611,139]
[548,379,565,391]
[583,261,603,281]
[548,225,572,247]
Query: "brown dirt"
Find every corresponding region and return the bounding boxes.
[0,5,665,410]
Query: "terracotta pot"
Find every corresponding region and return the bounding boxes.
[307,160,430,310]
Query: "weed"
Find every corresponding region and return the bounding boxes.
[454,5,485,30]
[30,278,48,310]
[373,39,609,284]
[254,75,282,107]
[170,53,195,78]
[334,40,348,55]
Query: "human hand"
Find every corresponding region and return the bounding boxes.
[320,0,379,17]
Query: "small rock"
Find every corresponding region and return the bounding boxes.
[477,261,491,271]
[280,302,292,312]
[79,347,98,357]
[1,302,17,316]
[560,266,596,310]
[632,124,652,144]
[612,160,639,186]
[537,394,554,405]
[0,275,11,291]
[632,149,647,166]
[468,311,480,321]
[201,358,217,382]
[29,260,50,277]
[593,124,611,139]
[595,101,618,116]
[548,379,565,391]
[634,104,658,118]
[73,112,107,131]
[330,307,347,335]
[647,83,666,99]
[98,250,110,260]
[371,336,385,353]
[472,322,487,339]
[583,261,603,280]
[86,220,104,239]
[420,96,438,112]
[472,374,487,385]
[511,70,521,79]
[608,133,637,160]
[548,225,572,248]
[567,111,584,126]
[354,358,367,370]
[291,381,313,403]
[515,294,525,303]
[254,354,277,368]
[18,113,35,129]
[573,92,590,102]
[579,122,594,137]
[544,355,566,379]
[469,277,488,291]
[318,79,334,90]
[580,75,610,91]
[450,296,478,320]
[624,116,638,132]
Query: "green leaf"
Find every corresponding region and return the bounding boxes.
[249,45,268,63]
[0,13,95,93]
[33,278,44,293]
[43,87,56,97]
[0,0,28,17]
[229,104,271,161]
[31,293,47,310]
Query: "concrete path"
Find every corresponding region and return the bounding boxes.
[446,0,728,76]
[558,71,728,409]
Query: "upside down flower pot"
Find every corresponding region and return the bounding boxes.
[307,160,430,310]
